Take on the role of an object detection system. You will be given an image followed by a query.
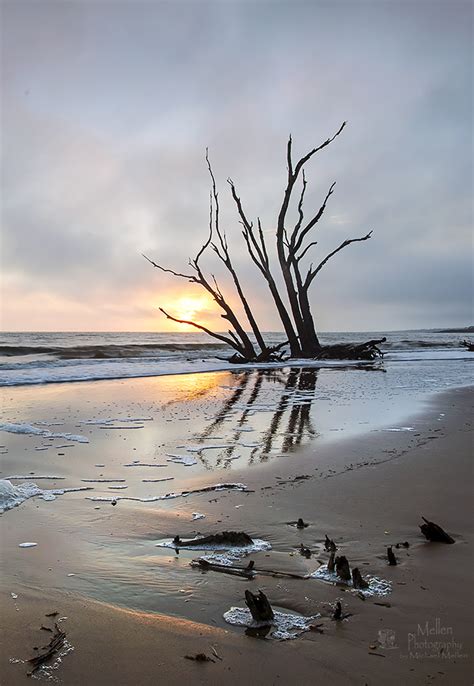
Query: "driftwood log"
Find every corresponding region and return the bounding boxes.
[335,555,351,581]
[245,590,274,622]
[27,623,66,676]
[420,517,455,544]
[227,337,387,363]
[173,531,254,548]
[192,558,307,580]
[184,653,215,663]
[316,338,386,361]
[192,559,255,578]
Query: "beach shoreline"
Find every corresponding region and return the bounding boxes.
[0,382,472,684]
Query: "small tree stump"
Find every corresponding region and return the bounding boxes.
[299,544,312,558]
[420,517,455,544]
[244,590,274,622]
[352,567,369,589]
[296,518,308,529]
[387,546,397,566]
[335,555,351,582]
[325,535,337,552]
[327,550,336,573]
[333,601,342,620]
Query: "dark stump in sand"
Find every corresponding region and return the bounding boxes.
[352,567,369,589]
[324,535,337,552]
[387,546,397,565]
[335,555,351,582]
[420,517,455,544]
[327,550,336,573]
[245,590,274,623]
[333,602,342,620]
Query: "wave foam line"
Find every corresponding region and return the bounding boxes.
[86,482,248,503]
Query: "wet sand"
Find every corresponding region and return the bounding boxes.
[0,382,472,684]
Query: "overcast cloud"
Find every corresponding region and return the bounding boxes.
[1,0,472,332]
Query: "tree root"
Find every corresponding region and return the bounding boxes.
[315,338,386,361]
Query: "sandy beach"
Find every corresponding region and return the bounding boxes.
[2,0,472,682]
[0,373,472,685]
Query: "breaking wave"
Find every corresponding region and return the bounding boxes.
[0,330,471,387]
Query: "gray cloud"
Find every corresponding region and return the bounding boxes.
[1,0,472,331]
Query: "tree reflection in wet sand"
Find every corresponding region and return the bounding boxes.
[194,368,319,469]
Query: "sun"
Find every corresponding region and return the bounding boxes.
[174,295,210,321]
[160,293,216,330]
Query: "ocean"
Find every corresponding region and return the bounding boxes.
[0,329,472,386]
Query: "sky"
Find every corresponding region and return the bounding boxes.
[1,0,472,333]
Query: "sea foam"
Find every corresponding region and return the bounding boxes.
[0,423,89,443]
[223,607,318,640]
[0,479,91,513]
[310,564,392,597]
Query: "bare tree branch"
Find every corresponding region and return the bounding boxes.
[204,155,266,352]
[293,122,346,179]
[291,181,336,257]
[229,180,269,270]
[287,134,293,179]
[296,240,318,262]
[228,176,301,355]
[158,308,239,350]
[293,169,307,242]
[142,253,196,282]
[304,231,373,289]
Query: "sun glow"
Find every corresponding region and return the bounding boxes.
[160,293,217,330]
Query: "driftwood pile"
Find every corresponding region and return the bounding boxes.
[315,337,386,361]
[173,516,456,641]
[27,621,66,677]
[227,337,387,363]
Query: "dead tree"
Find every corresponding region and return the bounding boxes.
[229,123,373,358]
[144,158,258,361]
[146,128,379,361]
[144,153,288,363]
